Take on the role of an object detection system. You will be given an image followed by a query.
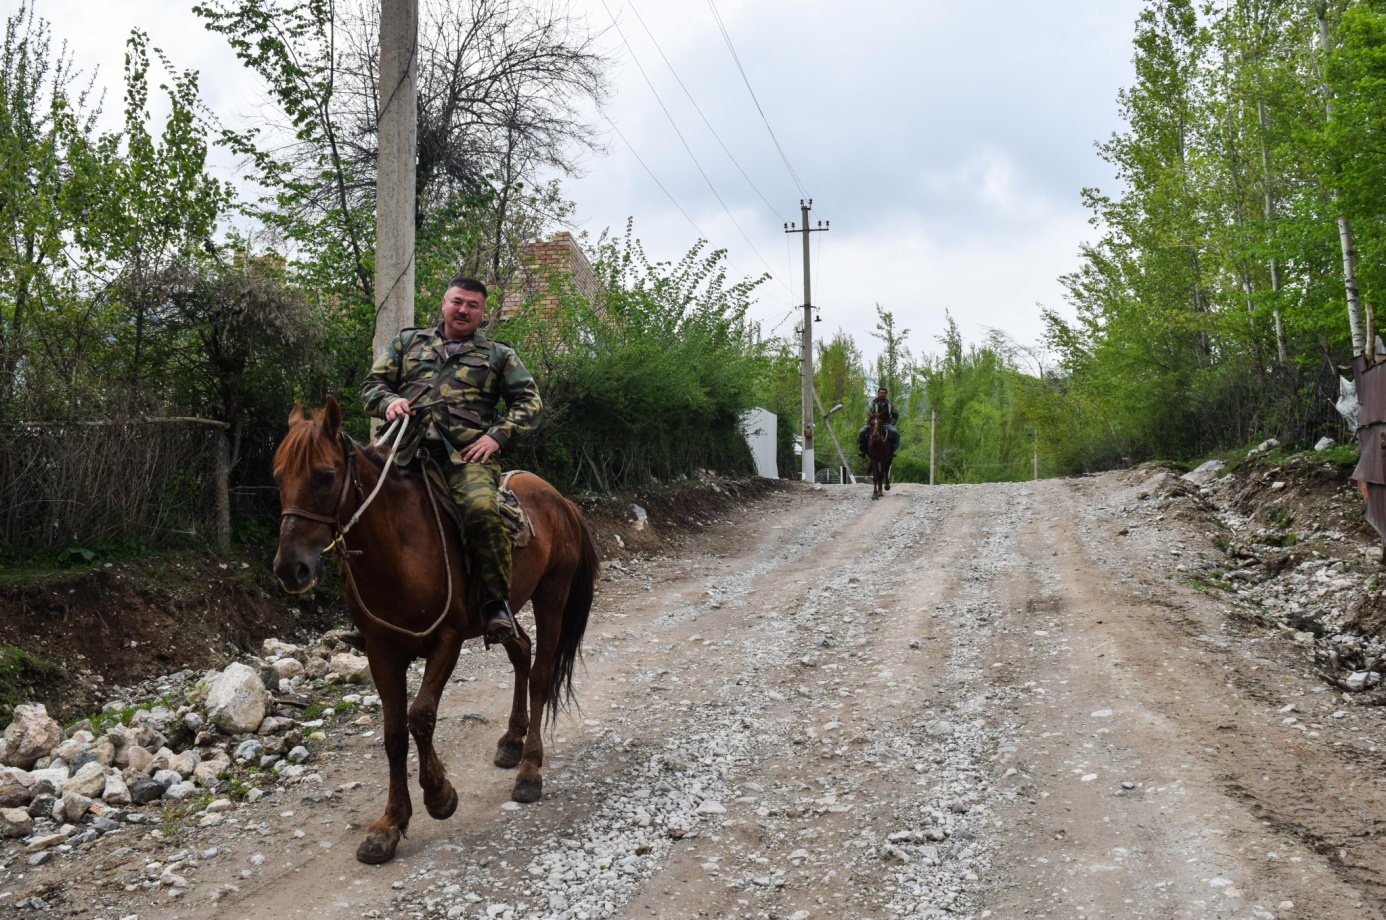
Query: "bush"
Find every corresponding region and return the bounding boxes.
[497,226,766,491]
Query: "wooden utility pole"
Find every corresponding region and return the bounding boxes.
[374,0,419,357]
[786,201,828,482]
[929,408,936,486]
[1033,436,1039,482]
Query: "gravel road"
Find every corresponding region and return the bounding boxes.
[23,475,1386,920]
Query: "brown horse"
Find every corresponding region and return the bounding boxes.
[865,410,893,499]
[271,397,597,865]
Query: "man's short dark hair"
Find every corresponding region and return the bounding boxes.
[447,275,488,300]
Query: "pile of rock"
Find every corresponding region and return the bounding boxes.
[0,637,375,863]
[1145,461,1386,692]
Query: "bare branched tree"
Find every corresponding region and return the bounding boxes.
[200,0,608,300]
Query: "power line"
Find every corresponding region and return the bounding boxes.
[623,0,785,226]
[705,0,809,198]
[602,114,794,307]
[598,0,794,300]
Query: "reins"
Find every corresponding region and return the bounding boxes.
[281,416,456,640]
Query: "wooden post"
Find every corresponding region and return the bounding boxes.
[929,408,936,486]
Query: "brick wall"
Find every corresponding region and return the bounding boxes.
[498,232,600,324]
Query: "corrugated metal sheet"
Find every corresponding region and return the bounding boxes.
[1352,356,1386,542]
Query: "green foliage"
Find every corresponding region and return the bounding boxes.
[56,546,94,565]
[1036,0,1372,472]
[895,315,1039,483]
[0,647,63,723]
[497,223,766,490]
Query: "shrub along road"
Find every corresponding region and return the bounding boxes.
[4,475,1384,919]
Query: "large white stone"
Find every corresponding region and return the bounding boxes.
[1180,460,1226,486]
[193,758,230,786]
[27,767,68,789]
[205,663,269,734]
[271,657,305,681]
[102,771,131,806]
[62,762,107,799]
[329,654,372,685]
[168,750,201,779]
[2,704,62,769]
[0,807,32,838]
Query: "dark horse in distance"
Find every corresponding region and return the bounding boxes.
[272,397,598,864]
[865,410,893,499]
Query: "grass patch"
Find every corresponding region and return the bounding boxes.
[0,648,65,723]
[1314,444,1360,465]
[65,696,176,736]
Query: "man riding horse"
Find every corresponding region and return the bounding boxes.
[858,386,900,459]
[355,275,542,648]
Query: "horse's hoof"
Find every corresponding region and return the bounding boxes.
[511,777,542,803]
[426,783,458,820]
[355,830,401,865]
[494,741,524,769]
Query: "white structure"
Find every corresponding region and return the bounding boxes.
[741,408,778,479]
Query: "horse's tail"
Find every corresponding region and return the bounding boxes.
[547,502,598,723]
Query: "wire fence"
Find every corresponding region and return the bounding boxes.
[0,422,221,556]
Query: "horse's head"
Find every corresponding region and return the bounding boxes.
[272,396,349,594]
[867,411,885,439]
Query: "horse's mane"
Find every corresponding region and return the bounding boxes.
[273,410,427,484]
[273,417,337,478]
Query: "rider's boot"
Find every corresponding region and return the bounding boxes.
[482,598,517,647]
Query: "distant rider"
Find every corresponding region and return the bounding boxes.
[857,386,900,458]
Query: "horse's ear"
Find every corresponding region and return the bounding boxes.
[288,403,305,426]
[322,395,342,436]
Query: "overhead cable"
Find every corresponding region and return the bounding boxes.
[603,115,794,307]
[624,0,786,225]
[705,0,809,198]
[599,0,795,300]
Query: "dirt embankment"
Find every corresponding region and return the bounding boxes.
[0,476,789,723]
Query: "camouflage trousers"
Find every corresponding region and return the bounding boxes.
[426,447,510,605]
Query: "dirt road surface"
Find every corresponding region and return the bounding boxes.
[14,474,1386,920]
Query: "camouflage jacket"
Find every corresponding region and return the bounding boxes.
[360,326,542,466]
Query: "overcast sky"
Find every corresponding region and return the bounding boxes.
[29,0,1145,366]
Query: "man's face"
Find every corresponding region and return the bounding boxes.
[441,286,486,339]
[878,390,887,399]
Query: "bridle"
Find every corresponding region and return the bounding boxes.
[279,430,364,538]
[868,413,888,443]
[278,420,456,639]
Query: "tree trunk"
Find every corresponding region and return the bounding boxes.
[1256,100,1288,365]
[213,426,231,552]
[1316,5,1367,357]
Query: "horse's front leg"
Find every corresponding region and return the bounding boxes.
[409,629,464,820]
[495,624,533,769]
[356,650,412,864]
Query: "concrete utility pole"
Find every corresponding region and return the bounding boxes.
[785,201,828,482]
[373,0,419,357]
